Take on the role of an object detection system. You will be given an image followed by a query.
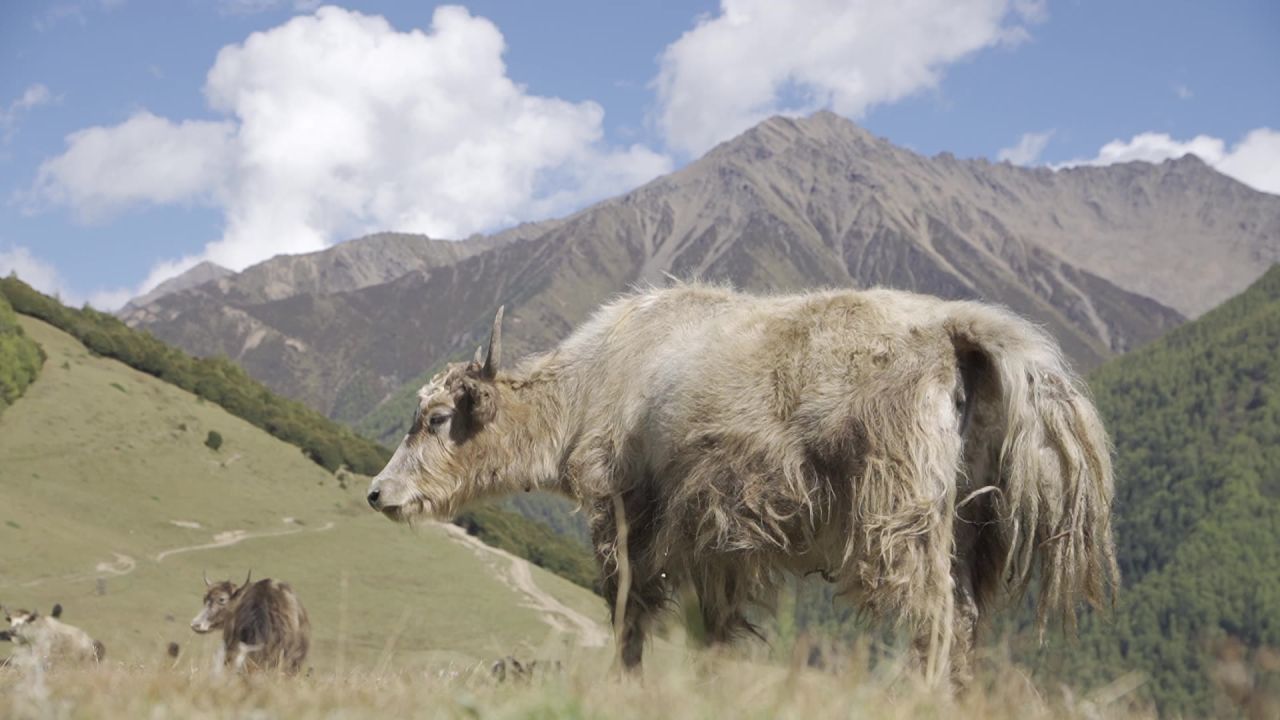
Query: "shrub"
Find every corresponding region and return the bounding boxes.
[0,289,45,413]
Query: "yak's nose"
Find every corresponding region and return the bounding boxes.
[367,489,381,510]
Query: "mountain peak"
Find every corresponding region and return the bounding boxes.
[762,111,879,144]
[122,260,232,312]
[703,111,884,160]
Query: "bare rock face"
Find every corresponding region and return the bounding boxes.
[120,261,233,318]
[124,111,1278,431]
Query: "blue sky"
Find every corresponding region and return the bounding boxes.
[1,0,1277,307]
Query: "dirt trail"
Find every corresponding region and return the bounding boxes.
[154,521,335,563]
[2,521,336,589]
[7,552,137,589]
[440,523,608,648]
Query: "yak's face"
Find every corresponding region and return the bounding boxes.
[4,609,38,642]
[191,581,241,634]
[366,360,500,523]
[368,307,506,524]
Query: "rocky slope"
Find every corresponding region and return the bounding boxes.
[125,112,1280,431]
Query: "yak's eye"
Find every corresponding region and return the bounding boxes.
[218,598,227,605]
[427,411,453,431]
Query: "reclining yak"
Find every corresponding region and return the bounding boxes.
[190,572,310,675]
[366,283,1118,685]
[3,602,105,667]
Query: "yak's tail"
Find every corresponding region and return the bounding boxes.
[93,639,106,662]
[946,304,1119,633]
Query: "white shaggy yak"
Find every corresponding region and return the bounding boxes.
[367,283,1118,686]
[3,603,105,667]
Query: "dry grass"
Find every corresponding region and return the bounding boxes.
[1,642,1156,720]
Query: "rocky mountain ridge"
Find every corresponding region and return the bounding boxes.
[124,112,1279,432]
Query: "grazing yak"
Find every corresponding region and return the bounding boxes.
[191,572,310,674]
[3,602,105,666]
[366,284,1118,685]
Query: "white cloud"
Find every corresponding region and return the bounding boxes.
[2,83,53,143]
[32,111,235,220]
[0,245,66,299]
[1061,128,1280,196]
[997,130,1053,165]
[30,6,672,290]
[1174,84,1193,100]
[654,0,1044,156]
[11,84,52,113]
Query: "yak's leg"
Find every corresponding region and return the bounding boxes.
[211,642,228,678]
[701,605,752,646]
[592,499,664,672]
[598,546,664,669]
[860,373,964,687]
[230,643,258,673]
[906,537,981,692]
[948,561,980,692]
[693,567,757,646]
[612,581,665,670]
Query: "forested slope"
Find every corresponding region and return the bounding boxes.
[1026,264,1280,715]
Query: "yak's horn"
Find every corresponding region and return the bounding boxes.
[473,345,484,365]
[242,570,252,589]
[482,306,505,379]
[203,570,211,588]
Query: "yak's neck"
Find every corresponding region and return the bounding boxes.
[458,368,575,507]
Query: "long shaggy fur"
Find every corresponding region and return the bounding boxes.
[192,578,311,675]
[3,606,104,667]
[373,282,1119,685]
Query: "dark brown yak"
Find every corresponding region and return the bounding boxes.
[366,283,1119,685]
[191,571,311,675]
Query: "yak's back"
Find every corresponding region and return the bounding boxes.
[555,284,963,406]
[228,579,310,650]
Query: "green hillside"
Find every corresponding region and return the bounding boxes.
[1024,265,1280,715]
[1,276,390,476]
[0,277,600,593]
[0,290,43,413]
[0,315,608,670]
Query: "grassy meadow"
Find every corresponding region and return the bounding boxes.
[1,644,1156,720]
[0,317,605,672]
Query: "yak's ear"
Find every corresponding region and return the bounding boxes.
[482,306,504,380]
[51,603,62,619]
[456,378,498,427]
